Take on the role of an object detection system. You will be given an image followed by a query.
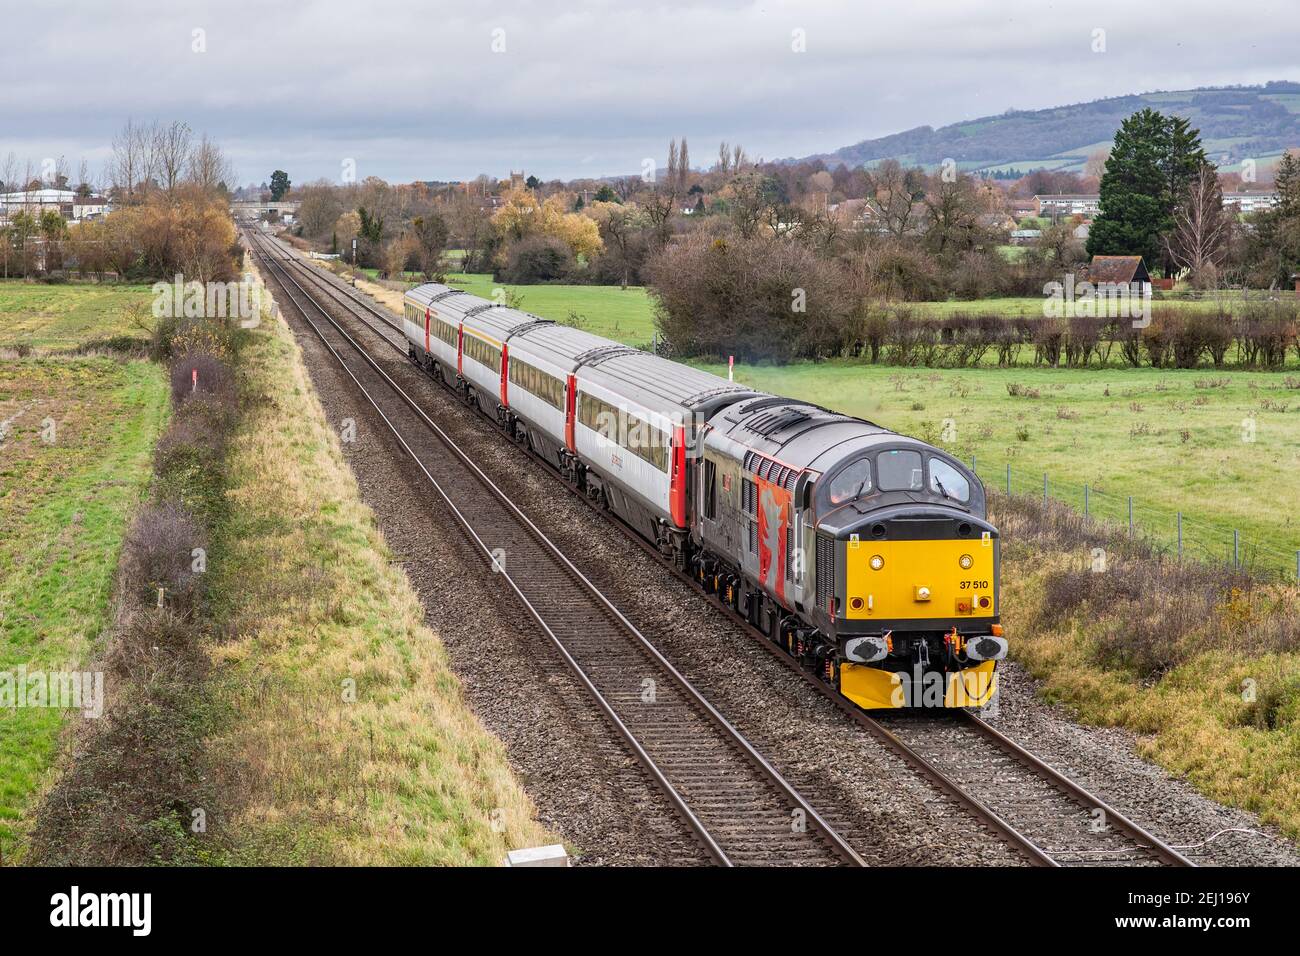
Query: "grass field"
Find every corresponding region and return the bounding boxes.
[0,282,155,352]
[444,272,658,345]
[701,361,1300,575]
[0,284,170,860]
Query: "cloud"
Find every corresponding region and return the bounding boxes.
[2,0,1297,184]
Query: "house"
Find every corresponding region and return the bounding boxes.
[0,187,76,221]
[1073,222,1091,242]
[72,196,109,220]
[1006,197,1039,218]
[1086,255,1151,290]
[979,212,1017,232]
[1222,191,1280,215]
[1035,193,1101,218]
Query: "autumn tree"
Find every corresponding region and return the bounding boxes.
[587,200,647,288]
[491,187,602,271]
[411,211,449,278]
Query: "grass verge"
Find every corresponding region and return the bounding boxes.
[200,266,554,864]
[994,493,1300,840]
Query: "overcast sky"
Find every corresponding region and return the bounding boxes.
[4,0,1298,187]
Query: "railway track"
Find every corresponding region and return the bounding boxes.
[250,230,1195,869]
[246,230,866,867]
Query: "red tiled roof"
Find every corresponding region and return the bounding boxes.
[1088,255,1148,284]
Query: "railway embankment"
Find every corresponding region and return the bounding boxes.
[199,261,556,863]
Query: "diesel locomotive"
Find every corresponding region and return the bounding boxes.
[402,282,1005,709]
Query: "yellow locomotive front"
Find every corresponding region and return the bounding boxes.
[811,447,1005,709]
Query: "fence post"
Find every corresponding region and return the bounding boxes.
[1233,530,1239,568]
[1006,463,1011,496]
[1084,484,1089,522]
[1295,550,1299,582]
[1043,473,1048,504]
[1128,496,1134,539]
[1177,513,1183,560]
[972,454,977,476]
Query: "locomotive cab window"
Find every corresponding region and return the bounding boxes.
[877,449,923,491]
[827,458,871,505]
[929,457,970,503]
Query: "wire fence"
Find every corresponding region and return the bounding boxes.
[973,457,1300,582]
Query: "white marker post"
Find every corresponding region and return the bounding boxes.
[728,355,734,382]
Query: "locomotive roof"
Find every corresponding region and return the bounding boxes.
[707,396,909,473]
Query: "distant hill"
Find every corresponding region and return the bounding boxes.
[804,82,1300,177]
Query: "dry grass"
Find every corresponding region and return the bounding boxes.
[994,494,1300,839]
[205,262,555,864]
[305,256,408,314]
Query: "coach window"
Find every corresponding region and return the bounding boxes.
[877,449,923,492]
[928,457,970,503]
[827,458,871,505]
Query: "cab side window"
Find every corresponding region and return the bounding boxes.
[928,457,970,502]
[827,459,871,505]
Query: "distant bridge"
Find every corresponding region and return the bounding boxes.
[231,200,301,218]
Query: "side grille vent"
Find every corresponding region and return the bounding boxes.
[815,533,835,611]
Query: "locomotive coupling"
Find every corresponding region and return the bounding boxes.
[965,634,1008,661]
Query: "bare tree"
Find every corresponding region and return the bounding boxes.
[642,139,682,247]
[714,141,748,176]
[186,133,233,194]
[1166,164,1230,286]
[863,159,926,238]
[111,119,153,202]
[1,151,17,193]
[153,121,193,195]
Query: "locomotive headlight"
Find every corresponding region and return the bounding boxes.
[959,554,973,570]
[869,555,884,571]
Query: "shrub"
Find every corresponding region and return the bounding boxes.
[118,500,207,614]
[1238,302,1296,368]
[499,234,575,284]
[169,350,234,405]
[1032,317,1065,366]
[1064,315,1104,367]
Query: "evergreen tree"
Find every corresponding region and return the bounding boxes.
[1087,108,1209,270]
[269,170,291,201]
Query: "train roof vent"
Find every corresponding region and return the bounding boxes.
[463,303,502,318]
[574,344,639,367]
[681,385,751,408]
[430,289,467,303]
[507,318,555,337]
[745,407,811,437]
